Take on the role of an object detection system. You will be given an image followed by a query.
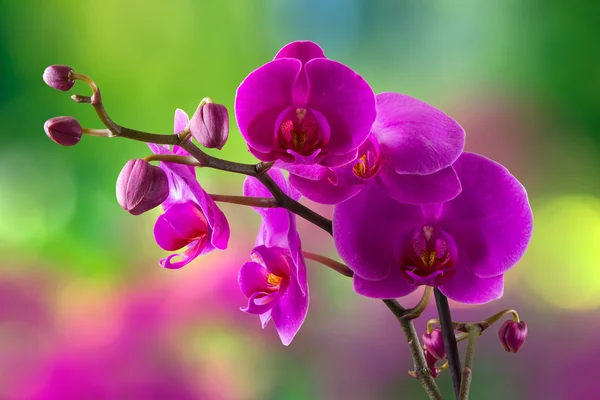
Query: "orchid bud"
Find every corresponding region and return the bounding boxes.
[498,320,527,354]
[44,116,82,146]
[116,159,169,215]
[189,102,229,150]
[423,349,440,378]
[422,327,446,361]
[43,65,75,91]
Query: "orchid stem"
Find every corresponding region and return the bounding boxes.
[143,154,202,166]
[69,72,333,235]
[209,194,279,208]
[382,299,444,400]
[458,324,482,400]
[401,286,433,320]
[433,288,462,399]
[302,251,354,277]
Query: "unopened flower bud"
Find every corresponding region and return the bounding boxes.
[43,65,75,91]
[422,327,446,361]
[116,159,169,215]
[44,116,82,146]
[189,102,229,150]
[423,349,440,378]
[498,320,527,353]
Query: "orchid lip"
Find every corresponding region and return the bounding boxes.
[398,224,458,287]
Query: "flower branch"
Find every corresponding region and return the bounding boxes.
[67,71,333,234]
[433,288,462,399]
[383,299,444,400]
[458,323,483,400]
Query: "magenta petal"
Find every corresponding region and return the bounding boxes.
[286,215,308,295]
[275,161,329,181]
[438,268,504,304]
[334,182,425,280]
[305,58,376,155]
[274,41,326,63]
[159,240,207,269]
[374,92,465,175]
[317,148,359,168]
[244,169,298,248]
[238,261,271,297]
[439,153,533,278]
[235,59,302,153]
[160,163,230,250]
[252,245,290,278]
[289,173,362,204]
[353,267,418,299]
[174,108,189,132]
[271,275,309,346]
[242,291,280,315]
[377,165,461,205]
[154,202,208,251]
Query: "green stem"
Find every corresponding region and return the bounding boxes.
[302,251,354,277]
[383,299,444,400]
[458,324,482,400]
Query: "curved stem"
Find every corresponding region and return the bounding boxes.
[302,251,354,277]
[458,324,482,400]
[383,299,444,400]
[210,194,278,208]
[402,286,433,320]
[433,288,461,399]
[144,153,201,166]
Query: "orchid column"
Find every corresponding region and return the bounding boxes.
[42,40,533,400]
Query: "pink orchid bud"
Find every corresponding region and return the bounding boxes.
[190,102,229,150]
[44,116,82,146]
[422,327,446,361]
[43,65,75,91]
[498,320,527,353]
[116,159,169,215]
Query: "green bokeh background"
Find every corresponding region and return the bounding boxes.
[1,1,599,399]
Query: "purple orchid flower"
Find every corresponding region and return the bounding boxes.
[149,109,230,269]
[235,40,376,169]
[333,152,533,304]
[287,92,465,205]
[239,169,308,345]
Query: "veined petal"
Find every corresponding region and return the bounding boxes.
[160,163,230,250]
[374,92,465,175]
[438,268,504,304]
[376,165,461,205]
[289,173,362,204]
[242,291,280,315]
[353,268,418,299]
[271,274,309,346]
[438,153,533,278]
[305,58,376,155]
[174,108,190,133]
[334,182,425,280]
[235,58,303,153]
[252,245,290,278]
[274,41,326,63]
[239,261,275,297]
[159,239,209,269]
[154,202,209,251]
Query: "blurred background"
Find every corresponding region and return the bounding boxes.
[1,0,599,399]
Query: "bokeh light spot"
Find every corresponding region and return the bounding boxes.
[523,195,600,309]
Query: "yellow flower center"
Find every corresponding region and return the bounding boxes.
[267,273,282,286]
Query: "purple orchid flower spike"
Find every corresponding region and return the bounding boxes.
[239,169,308,345]
[334,152,533,304]
[235,41,376,169]
[288,92,466,205]
[149,109,230,269]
